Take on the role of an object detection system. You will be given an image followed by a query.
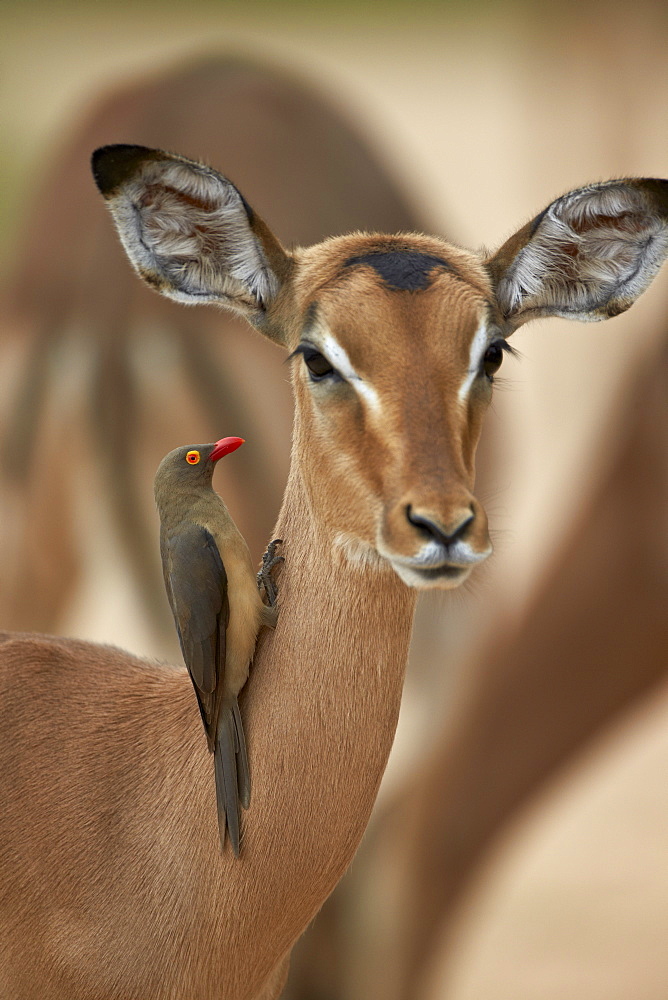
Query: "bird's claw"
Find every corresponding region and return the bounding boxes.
[257,539,284,607]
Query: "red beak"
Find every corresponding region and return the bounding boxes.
[209,437,245,462]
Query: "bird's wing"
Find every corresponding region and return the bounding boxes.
[164,524,229,734]
[164,523,250,854]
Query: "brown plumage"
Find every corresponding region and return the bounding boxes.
[154,437,277,855]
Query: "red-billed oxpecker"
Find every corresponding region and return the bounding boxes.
[154,437,278,855]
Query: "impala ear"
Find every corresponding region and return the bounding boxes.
[486,178,668,332]
[91,144,293,341]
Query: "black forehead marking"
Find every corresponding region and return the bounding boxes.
[342,250,457,291]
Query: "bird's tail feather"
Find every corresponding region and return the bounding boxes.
[232,697,251,811]
[214,696,251,856]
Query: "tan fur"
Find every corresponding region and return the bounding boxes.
[0,493,415,999]
[1,148,667,998]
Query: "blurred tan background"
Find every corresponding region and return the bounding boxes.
[1,1,667,998]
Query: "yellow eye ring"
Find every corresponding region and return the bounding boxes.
[186,450,200,465]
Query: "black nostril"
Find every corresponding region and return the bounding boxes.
[406,505,474,546]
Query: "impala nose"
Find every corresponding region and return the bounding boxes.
[406,505,474,546]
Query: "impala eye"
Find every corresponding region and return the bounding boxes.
[290,343,340,382]
[304,350,335,380]
[482,341,505,380]
[185,450,200,465]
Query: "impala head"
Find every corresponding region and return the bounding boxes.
[93,145,668,589]
[284,236,499,587]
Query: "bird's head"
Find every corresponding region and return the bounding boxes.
[154,437,245,504]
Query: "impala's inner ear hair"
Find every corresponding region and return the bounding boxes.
[487,178,668,331]
[91,144,291,338]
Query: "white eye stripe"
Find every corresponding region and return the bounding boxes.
[458,318,490,403]
[318,333,382,412]
[312,319,493,409]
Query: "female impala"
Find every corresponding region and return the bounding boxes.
[0,145,666,999]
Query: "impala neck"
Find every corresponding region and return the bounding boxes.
[242,453,417,878]
[256,457,416,716]
[203,440,419,998]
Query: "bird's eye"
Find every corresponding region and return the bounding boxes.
[186,450,200,465]
[482,341,504,380]
[303,350,335,380]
